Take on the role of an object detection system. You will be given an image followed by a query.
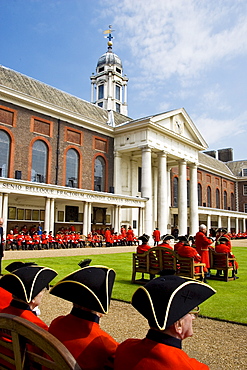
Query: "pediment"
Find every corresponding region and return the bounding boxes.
[150,108,207,149]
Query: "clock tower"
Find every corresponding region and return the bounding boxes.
[90,26,128,116]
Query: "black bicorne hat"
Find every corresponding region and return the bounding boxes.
[161,234,175,241]
[131,275,216,330]
[218,236,229,243]
[0,266,57,303]
[138,234,150,243]
[49,266,116,314]
[177,235,188,242]
[5,261,37,272]
[216,228,227,233]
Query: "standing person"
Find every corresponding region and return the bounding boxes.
[152,228,161,246]
[195,224,213,276]
[121,226,127,245]
[105,227,112,247]
[114,275,216,370]
[127,226,135,246]
[0,218,4,275]
[215,236,239,279]
[49,266,118,370]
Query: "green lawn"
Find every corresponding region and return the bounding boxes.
[2,246,247,324]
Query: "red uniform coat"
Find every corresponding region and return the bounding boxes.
[0,288,12,311]
[114,330,209,370]
[177,244,202,273]
[49,309,118,370]
[195,231,212,270]
[159,242,173,250]
[152,229,161,242]
[1,301,48,330]
[137,244,151,254]
[215,243,239,269]
[127,229,134,241]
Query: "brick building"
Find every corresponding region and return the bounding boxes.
[0,39,247,239]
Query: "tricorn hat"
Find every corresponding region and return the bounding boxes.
[0,266,57,303]
[131,275,216,330]
[161,234,175,241]
[5,261,37,272]
[177,235,188,242]
[49,266,115,314]
[216,228,227,234]
[138,234,150,243]
[218,236,229,243]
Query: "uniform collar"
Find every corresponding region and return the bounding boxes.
[146,328,182,349]
[70,307,100,324]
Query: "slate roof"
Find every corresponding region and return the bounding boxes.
[199,152,235,177]
[0,65,130,127]
[226,160,247,177]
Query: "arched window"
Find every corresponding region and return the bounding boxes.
[207,186,211,207]
[0,130,10,177]
[231,193,235,211]
[224,191,227,210]
[66,149,79,188]
[94,156,105,191]
[187,180,190,207]
[173,177,178,207]
[198,183,202,206]
[216,188,220,208]
[31,140,47,183]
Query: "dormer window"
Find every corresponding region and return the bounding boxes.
[242,168,247,176]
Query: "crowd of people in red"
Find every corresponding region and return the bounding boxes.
[4,225,139,250]
[136,225,239,281]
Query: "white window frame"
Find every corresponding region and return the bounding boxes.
[243,184,247,196]
[242,168,247,176]
[244,204,247,213]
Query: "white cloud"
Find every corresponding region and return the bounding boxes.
[100,0,247,84]
[194,112,247,146]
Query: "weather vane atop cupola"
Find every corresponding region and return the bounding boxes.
[103,25,115,51]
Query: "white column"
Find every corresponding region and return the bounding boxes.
[49,198,55,234]
[243,218,246,233]
[44,198,51,232]
[83,202,88,235]
[114,205,118,233]
[190,163,198,236]
[157,152,167,235]
[227,216,231,233]
[0,193,3,218]
[141,146,152,236]
[130,157,138,196]
[207,214,211,236]
[114,151,122,194]
[152,163,158,229]
[218,215,222,229]
[2,193,8,240]
[235,217,239,233]
[138,207,144,236]
[123,83,127,104]
[91,81,95,102]
[178,160,187,235]
[87,203,92,234]
[117,206,121,234]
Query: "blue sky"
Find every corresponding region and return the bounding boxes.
[1,0,247,160]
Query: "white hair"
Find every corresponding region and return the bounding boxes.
[199,224,207,230]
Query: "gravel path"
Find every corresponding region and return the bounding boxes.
[3,241,247,369]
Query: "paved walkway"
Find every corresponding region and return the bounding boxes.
[3,245,137,260]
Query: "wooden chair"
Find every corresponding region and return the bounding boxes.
[149,247,177,276]
[208,249,236,281]
[132,251,149,283]
[0,313,81,370]
[176,255,205,280]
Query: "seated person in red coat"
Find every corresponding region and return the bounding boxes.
[137,234,151,253]
[177,242,203,278]
[215,236,239,279]
[114,275,216,370]
[159,234,175,250]
[49,265,118,370]
[174,235,188,251]
[0,264,57,330]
